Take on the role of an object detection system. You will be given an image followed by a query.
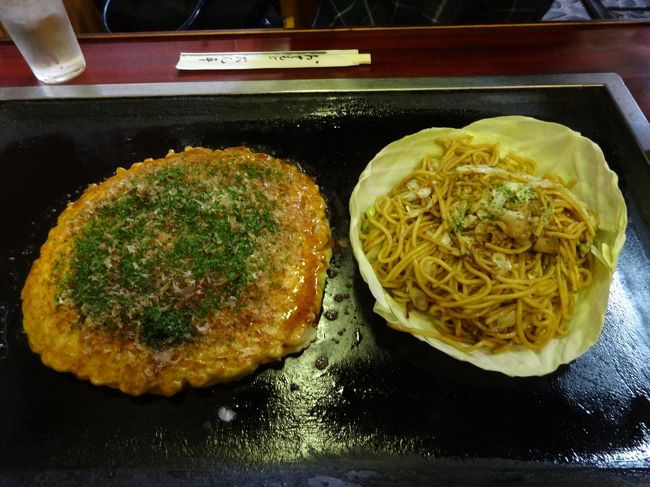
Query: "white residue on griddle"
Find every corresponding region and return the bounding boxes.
[218,406,236,422]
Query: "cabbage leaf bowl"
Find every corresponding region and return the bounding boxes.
[349,116,627,376]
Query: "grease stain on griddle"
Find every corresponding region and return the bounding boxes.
[324,310,338,321]
[326,268,338,278]
[353,329,362,347]
[0,304,8,360]
[315,356,329,370]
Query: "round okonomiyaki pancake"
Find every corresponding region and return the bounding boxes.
[22,147,332,396]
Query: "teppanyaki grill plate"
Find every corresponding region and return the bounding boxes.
[1,74,649,485]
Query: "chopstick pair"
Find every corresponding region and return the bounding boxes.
[176,49,371,70]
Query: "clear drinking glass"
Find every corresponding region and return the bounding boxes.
[0,0,86,83]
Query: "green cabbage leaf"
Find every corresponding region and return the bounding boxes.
[349,116,627,376]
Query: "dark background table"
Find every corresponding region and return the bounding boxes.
[1,21,650,119]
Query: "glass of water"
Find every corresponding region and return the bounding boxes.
[0,0,86,83]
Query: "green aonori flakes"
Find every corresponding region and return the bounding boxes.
[57,156,282,349]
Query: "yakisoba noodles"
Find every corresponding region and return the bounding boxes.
[360,136,597,353]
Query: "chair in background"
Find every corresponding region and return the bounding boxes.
[278,0,320,28]
[97,0,287,32]
[582,0,650,19]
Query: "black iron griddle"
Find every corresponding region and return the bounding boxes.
[1,74,649,485]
